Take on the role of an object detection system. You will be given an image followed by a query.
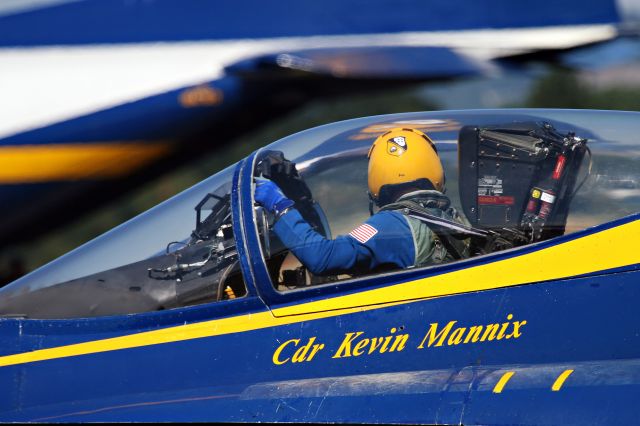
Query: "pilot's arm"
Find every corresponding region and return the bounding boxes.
[255,179,415,275]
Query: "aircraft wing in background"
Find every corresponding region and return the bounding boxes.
[0,0,626,245]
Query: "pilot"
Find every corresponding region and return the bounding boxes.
[255,127,470,277]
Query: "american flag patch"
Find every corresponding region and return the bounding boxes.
[349,223,378,244]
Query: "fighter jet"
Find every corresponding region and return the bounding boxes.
[0,108,639,423]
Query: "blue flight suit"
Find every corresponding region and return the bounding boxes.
[274,208,415,276]
[255,176,467,276]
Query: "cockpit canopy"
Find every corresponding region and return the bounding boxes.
[2,109,639,319]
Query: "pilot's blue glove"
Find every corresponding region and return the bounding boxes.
[255,179,295,217]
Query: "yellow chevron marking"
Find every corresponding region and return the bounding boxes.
[0,141,172,183]
[551,369,574,391]
[493,371,515,394]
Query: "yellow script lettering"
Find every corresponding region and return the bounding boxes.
[464,326,483,343]
[480,324,500,341]
[418,321,456,348]
[333,332,364,358]
[498,314,514,339]
[352,338,370,356]
[447,327,466,345]
[292,337,317,363]
[507,320,527,339]
[272,339,299,365]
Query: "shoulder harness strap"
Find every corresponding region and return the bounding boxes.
[381,199,488,260]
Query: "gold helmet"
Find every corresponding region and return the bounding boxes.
[367,127,444,206]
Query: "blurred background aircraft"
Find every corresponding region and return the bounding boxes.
[1,0,640,284]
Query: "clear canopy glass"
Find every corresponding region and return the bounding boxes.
[252,109,640,289]
[2,109,639,318]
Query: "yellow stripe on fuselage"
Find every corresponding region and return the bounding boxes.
[0,142,172,184]
[0,217,638,368]
[273,217,640,316]
[0,302,407,368]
